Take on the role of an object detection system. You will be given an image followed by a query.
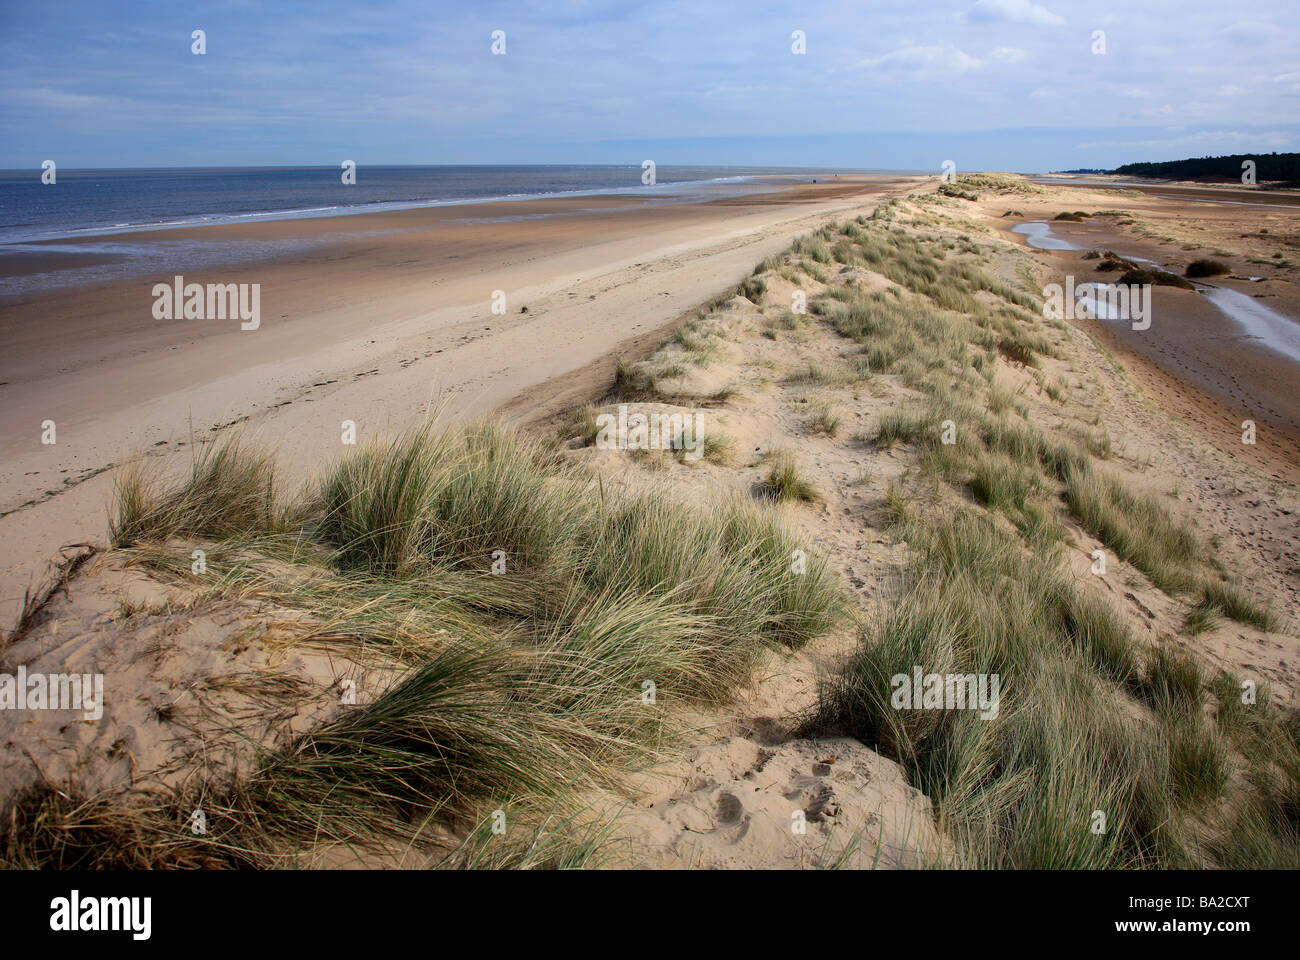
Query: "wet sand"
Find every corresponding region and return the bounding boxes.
[1036,175,1300,209]
[999,197,1300,482]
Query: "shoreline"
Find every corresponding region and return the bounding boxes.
[0,180,881,294]
[0,174,918,628]
[0,168,892,250]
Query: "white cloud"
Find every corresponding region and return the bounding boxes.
[8,86,123,111]
[1274,72,1300,94]
[964,0,1064,27]
[990,46,1027,64]
[859,45,982,73]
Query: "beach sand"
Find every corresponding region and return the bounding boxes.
[997,181,1300,482]
[0,175,917,628]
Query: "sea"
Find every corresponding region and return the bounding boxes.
[0,164,888,298]
[0,164,857,246]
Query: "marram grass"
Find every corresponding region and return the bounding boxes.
[5,416,849,868]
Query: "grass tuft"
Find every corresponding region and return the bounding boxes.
[762,452,821,503]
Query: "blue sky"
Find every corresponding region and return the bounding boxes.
[2,0,1297,170]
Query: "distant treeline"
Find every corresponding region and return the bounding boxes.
[1111,152,1300,183]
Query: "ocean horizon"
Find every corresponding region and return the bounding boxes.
[0,163,924,247]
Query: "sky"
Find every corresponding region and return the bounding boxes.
[1,0,1298,171]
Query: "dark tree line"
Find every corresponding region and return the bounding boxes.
[1112,152,1300,183]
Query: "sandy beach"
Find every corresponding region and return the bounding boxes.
[0,175,917,626]
[8,0,1300,922]
[5,174,1298,875]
